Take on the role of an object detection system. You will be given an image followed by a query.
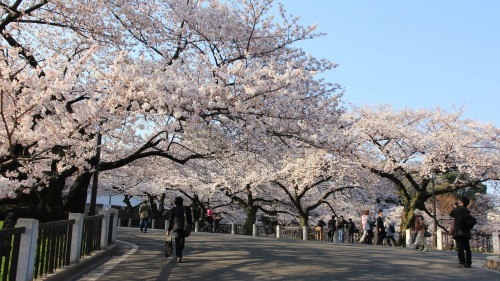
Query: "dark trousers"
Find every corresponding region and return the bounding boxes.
[376,231,386,245]
[346,230,354,243]
[327,230,335,242]
[174,233,185,258]
[386,235,397,246]
[365,230,374,244]
[455,236,471,265]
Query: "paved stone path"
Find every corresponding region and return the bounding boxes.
[72,227,500,281]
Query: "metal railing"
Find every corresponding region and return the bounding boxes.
[256,225,276,237]
[81,215,103,258]
[0,227,25,281]
[217,223,232,234]
[34,219,75,279]
[280,227,302,240]
[441,231,494,252]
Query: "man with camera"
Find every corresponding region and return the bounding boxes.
[450,197,472,268]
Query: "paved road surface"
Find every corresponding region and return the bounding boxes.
[71,227,500,281]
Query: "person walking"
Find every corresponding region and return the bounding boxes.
[411,210,428,251]
[376,209,386,245]
[139,200,151,233]
[450,196,472,268]
[337,215,348,243]
[384,217,397,246]
[359,210,374,244]
[202,208,214,232]
[327,216,337,242]
[166,196,193,263]
[316,218,326,241]
[346,218,356,243]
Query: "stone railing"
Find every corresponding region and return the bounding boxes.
[12,208,118,281]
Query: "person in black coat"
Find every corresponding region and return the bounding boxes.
[450,196,472,268]
[376,209,386,245]
[327,216,337,242]
[166,196,193,263]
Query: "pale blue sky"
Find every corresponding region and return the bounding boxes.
[281,0,500,126]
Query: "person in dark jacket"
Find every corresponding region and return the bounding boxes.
[166,196,193,263]
[346,218,356,243]
[316,218,327,241]
[376,209,386,245]
[327,216,337,242]
[450,196,472,268]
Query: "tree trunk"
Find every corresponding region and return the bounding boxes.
[37,176,67,222]
[298,212,309,228]
[244,206,258,235]
[64,172,92,214]
[123,194,139,219]
[398,206,414,246]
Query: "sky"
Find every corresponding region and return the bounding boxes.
[279,0,500,126]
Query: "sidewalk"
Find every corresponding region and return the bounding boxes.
[72,227,499,281]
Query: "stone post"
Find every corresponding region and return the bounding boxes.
[109,208,119,243]
[69,213,84,262]
[493,232,499,254]
[406,229,412,247]
[128,218,132,227]
[231,223,236,235]
[15,218,39,281]
[152,219,156,229]
[436,229,443,250]
[195,221,200,232]
[99,209,110,248]
[303,226,309,241]
[253,224,258,236]
[276,225,281,238]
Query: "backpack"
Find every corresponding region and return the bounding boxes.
[459,213,477,231]
[367,220,375,230]
[389,224,396,233]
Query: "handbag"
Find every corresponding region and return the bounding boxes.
[164,236,172,258]
[183,206,192,238]
[140,211,149,219]
[424,230,432,237]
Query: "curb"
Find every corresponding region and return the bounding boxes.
[36,243,116,281]
[486,255,500,271]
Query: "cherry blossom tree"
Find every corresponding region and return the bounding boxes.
[0,0,344,226]
[347,105,500,240]
[207,151,287,233]
[269,149,365,227]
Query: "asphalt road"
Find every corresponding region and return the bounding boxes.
[71,227,500,281]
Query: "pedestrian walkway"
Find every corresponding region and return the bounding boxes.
[72,227,499,281]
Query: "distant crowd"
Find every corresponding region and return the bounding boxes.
[315,209,398,246]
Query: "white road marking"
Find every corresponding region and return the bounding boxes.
[76,240,138,281]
